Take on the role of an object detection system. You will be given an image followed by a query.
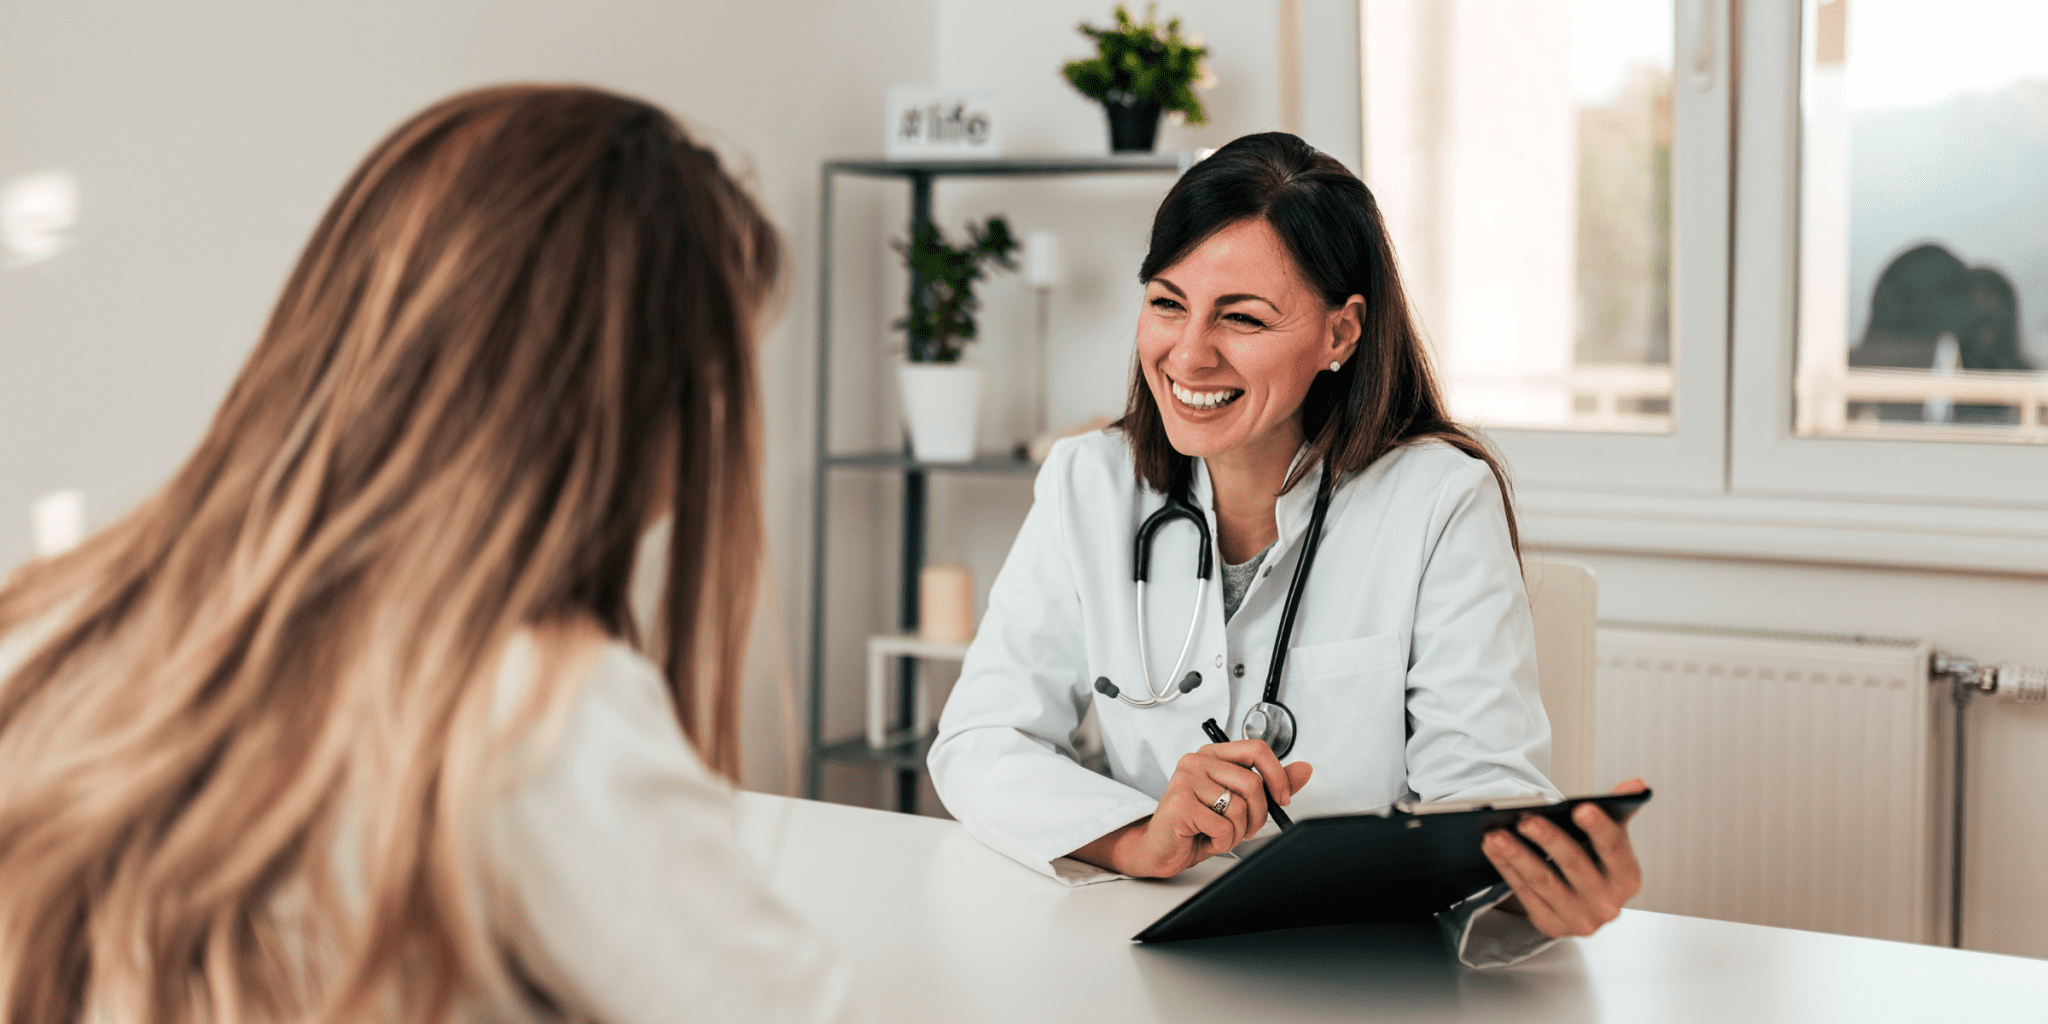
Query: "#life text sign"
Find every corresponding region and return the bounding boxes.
[886,86,1002,161]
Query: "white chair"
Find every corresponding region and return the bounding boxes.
[1523,557,1598,796]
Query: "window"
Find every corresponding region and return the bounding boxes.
[1366,0,1674,433]
[1732,0,2048,509]
[1795,0,2048,444]
[1362,0,1729,493]
[1359,0,2048,569]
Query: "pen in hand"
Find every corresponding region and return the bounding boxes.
[1201,718,1293,831]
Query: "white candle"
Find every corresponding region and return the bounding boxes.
[919,562,976,644]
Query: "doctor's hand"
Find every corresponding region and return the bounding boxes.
[1069,740,1313,879]
[1481,777,1648,939]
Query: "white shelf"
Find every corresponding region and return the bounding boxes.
[866,634,970,750]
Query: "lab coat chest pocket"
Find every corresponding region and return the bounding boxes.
[1279,632,1407,817]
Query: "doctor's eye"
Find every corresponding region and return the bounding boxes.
[1224,312,1268,329]
[1148,296,1185,313]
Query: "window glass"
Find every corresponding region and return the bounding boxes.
[1363,0,1674,433]
[1796,0,2048,443]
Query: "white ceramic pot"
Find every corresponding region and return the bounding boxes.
[898,362,984,462]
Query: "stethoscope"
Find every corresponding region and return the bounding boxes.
[1092,453,1336,759]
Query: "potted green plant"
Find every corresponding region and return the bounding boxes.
[894,216,1019,462]
[1061,4,1212,153]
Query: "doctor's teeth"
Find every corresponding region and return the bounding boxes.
[1171,381,1243,409]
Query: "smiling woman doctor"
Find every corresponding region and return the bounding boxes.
[927,133,1645,968]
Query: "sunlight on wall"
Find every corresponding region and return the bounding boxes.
[0,169,79,269]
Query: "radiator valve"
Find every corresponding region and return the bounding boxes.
[1932,652,2048,703]
[1994,663,2048,704]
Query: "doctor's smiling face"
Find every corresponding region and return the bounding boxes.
[1138,216,1363,465]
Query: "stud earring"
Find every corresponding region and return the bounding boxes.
[1329,361,1342,373]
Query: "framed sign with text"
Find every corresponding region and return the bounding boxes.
[885,85,1002,160]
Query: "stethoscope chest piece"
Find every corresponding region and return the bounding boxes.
[1240,700,1297,759]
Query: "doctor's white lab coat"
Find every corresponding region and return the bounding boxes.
[928,430,1560,962]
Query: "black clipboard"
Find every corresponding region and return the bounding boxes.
[1132,790,1652,943]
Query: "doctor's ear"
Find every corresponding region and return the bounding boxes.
[1327,294,1365,364]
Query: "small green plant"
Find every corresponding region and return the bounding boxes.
[893,216,1019,363]
[1061,4,1211,125]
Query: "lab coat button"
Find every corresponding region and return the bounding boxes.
[1214,655,1224,668]
[1233,664,1245,677]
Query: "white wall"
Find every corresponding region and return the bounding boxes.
[0,0,933,795]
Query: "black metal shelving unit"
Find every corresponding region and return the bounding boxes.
[807,155,1183,812]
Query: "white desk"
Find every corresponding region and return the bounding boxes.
[735,792,2047,1023]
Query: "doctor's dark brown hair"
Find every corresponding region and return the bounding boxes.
[0,85,776,1022]
[1116,131,1518,553]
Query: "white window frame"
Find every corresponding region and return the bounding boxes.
[1728,0,2048,509]
[1472,0,1734,498]
[1356,0,2048,575]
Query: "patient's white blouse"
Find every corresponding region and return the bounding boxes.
[483,635,856,1023]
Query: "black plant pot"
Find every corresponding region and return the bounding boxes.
[1104,96,1163,153]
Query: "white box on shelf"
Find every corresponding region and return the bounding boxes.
[866,634,969,748]
[885,85,1001,160]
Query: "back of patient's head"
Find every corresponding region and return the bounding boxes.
[0,84,779,1024]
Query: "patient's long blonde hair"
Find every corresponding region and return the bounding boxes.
[0,85,778,1023]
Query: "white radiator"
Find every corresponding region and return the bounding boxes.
[1593,624,1951,945]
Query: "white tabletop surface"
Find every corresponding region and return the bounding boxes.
[734,791,2048,1023]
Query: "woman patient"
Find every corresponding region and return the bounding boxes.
[0,86,851,1023]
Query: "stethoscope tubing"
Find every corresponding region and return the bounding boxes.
[1260,472,1335,705]
[1108,453,1338,726]
[1111,460,1217,708]
[1124,576,1208,706]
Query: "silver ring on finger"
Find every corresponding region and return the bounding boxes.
[1209,790,1233,816]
